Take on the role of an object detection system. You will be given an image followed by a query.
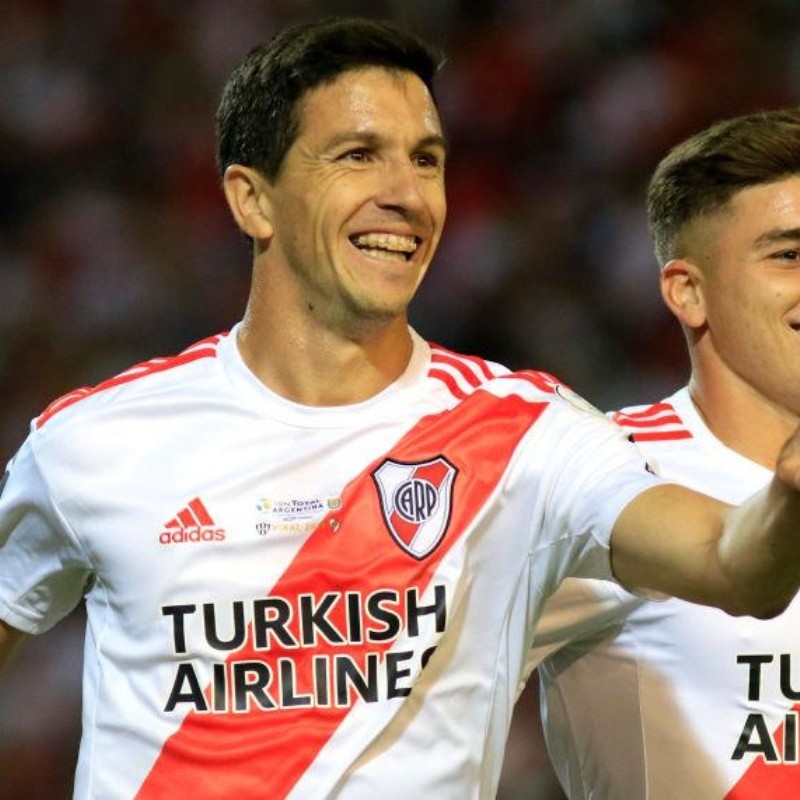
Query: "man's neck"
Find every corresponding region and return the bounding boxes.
[235,302,415,408]
[688,369,798,471]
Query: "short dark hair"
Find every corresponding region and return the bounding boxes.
[647,108,800,264]
[215,17,441,181]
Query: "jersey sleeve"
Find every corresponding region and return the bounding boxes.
[0,433,92,634]
[522,395,663,588]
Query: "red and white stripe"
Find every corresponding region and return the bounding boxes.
[612,401,693,443]
[427,345,503,400]
[36,333,227,429]
[723,702,800,797]
[501,370,561,395]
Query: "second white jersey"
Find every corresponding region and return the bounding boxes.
[533,387,800,800]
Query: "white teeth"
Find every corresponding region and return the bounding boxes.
[359,247,408,262]
[352,233,418,254]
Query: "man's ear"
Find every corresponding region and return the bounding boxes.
[222,164,274,240]
[660,258,707,329]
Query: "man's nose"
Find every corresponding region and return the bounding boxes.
[374,158,427,213]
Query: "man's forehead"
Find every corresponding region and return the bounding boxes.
[734,174,800,207]
[681,177,800,259]
[296,66,442,134]
[312,64,431,96]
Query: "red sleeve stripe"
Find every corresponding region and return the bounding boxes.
[614,402,676,419]
[612,403,682,427]
[630,430,693,442]
[500,370,560,394]
[426,345,512,402]
[429,362,483,398]
[428,367,469,401]
[613,413,684,429]
[429,349,482,387]
[611,402,693,441]
[35,333,227,429]
[429,344,498,383]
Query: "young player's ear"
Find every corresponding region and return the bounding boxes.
[660,259,707,329]
[222,165,275,240]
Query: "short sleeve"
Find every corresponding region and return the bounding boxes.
[520,396,662,586]
[0,434,92,634]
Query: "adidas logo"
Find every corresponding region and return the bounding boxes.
[159,497,226,544]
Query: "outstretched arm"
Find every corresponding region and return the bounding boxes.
[611,431,800,618]
[0,618,26,672]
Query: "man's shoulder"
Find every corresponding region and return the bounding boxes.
[33,332,230,436]
[425,342,597,410]
[608,388,771,501]
[424,342,509,399]
[610,391,694,445]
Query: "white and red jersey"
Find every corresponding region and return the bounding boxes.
[0,326,658,800]
[533,387,800,800]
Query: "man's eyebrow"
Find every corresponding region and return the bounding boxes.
[322,130,448,153]
[753,227,800,247]
[416,134,448,153]
[322,131,381,150]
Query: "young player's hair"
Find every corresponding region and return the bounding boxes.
[215,17,441,181]
[647,108,800,264]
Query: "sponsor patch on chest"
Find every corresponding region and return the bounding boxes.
[255,491,342,537]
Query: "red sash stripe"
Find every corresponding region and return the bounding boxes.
[725,706,800,798]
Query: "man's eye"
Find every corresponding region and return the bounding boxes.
[413,152,439,169]
[776,249,800,261]
[341,148,370,162]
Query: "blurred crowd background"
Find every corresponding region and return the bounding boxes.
[2,1,800,798]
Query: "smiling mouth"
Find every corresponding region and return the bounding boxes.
[350,233,420,263]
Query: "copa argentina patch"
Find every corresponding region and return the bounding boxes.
[372,456,457,560]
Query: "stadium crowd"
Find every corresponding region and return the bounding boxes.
[3,1,800,798]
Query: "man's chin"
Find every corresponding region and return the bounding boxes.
[335,300,410,337]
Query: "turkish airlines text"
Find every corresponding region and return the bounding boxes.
[160,585,447,714]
